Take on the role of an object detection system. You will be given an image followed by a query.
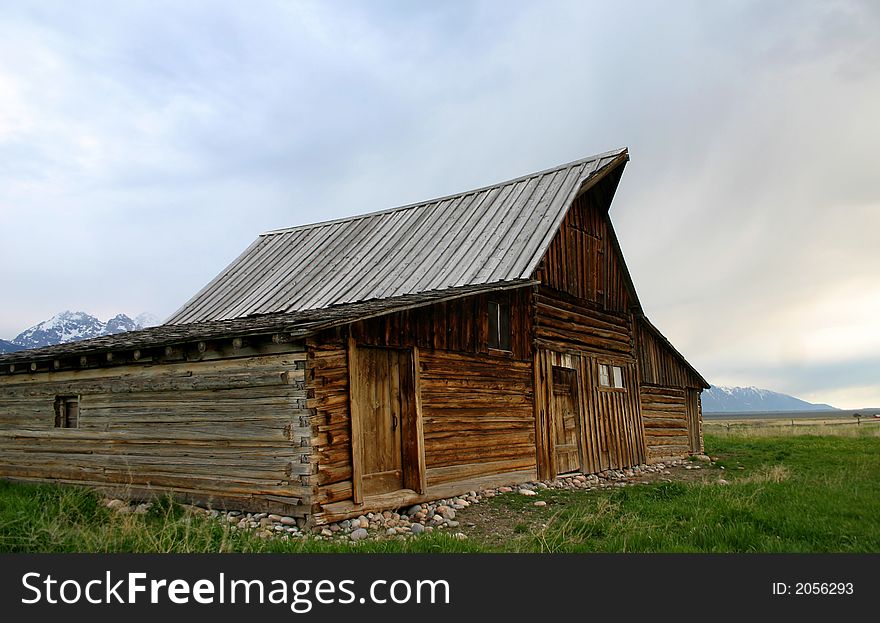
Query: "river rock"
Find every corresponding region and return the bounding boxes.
[350,528,369,541]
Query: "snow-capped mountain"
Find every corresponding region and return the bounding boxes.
[6,311,158,351]
[134,312,160,329]
[702,385,836,413]
[104,313,139,335]
[0,339,22,354]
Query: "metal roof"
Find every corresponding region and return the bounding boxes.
[167,148,629,324]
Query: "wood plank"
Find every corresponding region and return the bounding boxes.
[346,336,363,504]
[408,346,427,494]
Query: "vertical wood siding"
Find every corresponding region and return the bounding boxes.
[535,350,646,477]
[350,289,532,360]
[532,169,632,313]
[636,321,704,389]
[686,389,703,453]
[529,176,649,477]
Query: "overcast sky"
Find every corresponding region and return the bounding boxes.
[1,1,878,407]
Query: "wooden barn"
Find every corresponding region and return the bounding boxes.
[0,148,708,524]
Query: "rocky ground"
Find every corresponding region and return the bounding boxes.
[102,454,727,545]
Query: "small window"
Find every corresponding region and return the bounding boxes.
[488,299,511,351]
[598,364,625,389]
[612,366,625,389]
[598,364,611,387]
[54,396,79,429]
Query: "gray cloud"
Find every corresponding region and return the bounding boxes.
[1,1,878,406]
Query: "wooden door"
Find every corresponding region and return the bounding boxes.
[551,366,581,474]
[354,347,406,496]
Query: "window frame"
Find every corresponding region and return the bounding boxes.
[598,363,611,387]
[487,298,512,352]
[611,365,624,389]
[597,362,626,391]
[54,395,80,429]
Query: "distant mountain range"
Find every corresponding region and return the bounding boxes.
[702,385,837,413]
[0,311,159,353]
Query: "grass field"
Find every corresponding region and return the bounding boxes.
[1,425,877,553]
[705,419,880,438]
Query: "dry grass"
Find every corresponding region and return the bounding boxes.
[740,464,791,484]
[704,419,880,439]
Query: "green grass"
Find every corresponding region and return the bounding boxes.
[524,434,880,552]
[0,484,483,553]
[1,433,877,553]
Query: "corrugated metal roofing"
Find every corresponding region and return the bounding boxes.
[167,148,629,324]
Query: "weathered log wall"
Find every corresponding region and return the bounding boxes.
[420,350,535,486]
[534,288,633,359]
[310,300,538,523]
[310,343,537,521]
[308,333,353,509]
[0,349,311,514]
[639,385,690,461]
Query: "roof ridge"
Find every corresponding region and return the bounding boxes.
[262,147,627,236]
